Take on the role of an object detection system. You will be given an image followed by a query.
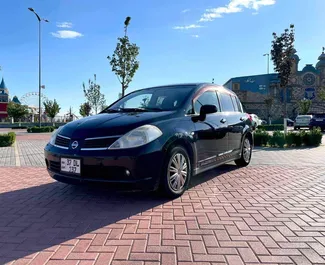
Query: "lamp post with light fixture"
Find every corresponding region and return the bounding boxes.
[28,7,49,127]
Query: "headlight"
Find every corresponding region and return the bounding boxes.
[49,126,63,145]
[108,125,162,149]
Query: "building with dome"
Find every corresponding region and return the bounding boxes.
[224,48,325,121]
[0,77,9,121]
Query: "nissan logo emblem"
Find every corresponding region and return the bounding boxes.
[71,141,79,149]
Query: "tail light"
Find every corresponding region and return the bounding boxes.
[247,114,253,121]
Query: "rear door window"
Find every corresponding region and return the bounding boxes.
[219,92,235,112]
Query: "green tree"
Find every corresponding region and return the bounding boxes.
[43,99,61,122]
[107,16,140,97]
[298,98,312,115]
[83,74,106,114]
[79,102,92,117]
[320,87,325,101]
[271,24,295,118]
[7,101,29,122]
[264,96,274,124]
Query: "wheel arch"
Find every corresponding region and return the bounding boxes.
[162,135,196,170]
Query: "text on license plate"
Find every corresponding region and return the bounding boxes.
[61,158,81,174]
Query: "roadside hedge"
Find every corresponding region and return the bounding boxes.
[257,124,284,131]
[27,126,55,133]
[254,127,322,148]
[0,132,16,147]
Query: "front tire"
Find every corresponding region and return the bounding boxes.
[160,146,191,198]
[235,136,252,167]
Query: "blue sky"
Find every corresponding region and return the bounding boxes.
[1,0,325,115]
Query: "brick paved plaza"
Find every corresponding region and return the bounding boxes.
[1,132,325,264]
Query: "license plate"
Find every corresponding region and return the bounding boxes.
[316,119,323,121]
[61,158,81,175]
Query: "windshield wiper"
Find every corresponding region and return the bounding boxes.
[144,107,164,112]
[101,109,121,113]
[119,108,149,112]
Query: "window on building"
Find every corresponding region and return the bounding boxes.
[192,91,220,114]
[232,83,240,91]
[219,92,235,112]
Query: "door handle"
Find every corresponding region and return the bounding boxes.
[220,118,227,124]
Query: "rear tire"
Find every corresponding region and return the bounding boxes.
[160,146,192,198]
[235,136,252,167]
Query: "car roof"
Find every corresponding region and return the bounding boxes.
[130,83,236,95]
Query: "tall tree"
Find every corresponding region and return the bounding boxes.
[264,96,274,124]
[107,16,140,97]
[320,87,325,101]
[298,99,312,115]
[271,24,295,118]
[7,102,29,122]
[83,74,106,114]
[43,99,61,122]
[79,102,92,117]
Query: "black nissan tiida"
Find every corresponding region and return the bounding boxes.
[44,83,253,197]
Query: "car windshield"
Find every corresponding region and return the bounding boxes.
[104,85,196,112]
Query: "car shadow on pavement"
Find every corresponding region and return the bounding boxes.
[0,164,239,264]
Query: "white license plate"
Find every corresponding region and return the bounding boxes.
[316,119,324,121]
[61,158,81,175]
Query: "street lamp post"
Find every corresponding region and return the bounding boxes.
[28,8,49,127]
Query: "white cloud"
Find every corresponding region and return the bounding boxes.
[51,30,83,39]
[173,24,203,30]
[192,35,199,38]
[200,0,276,22]
[182,9,190,13]
[56,22,73,28]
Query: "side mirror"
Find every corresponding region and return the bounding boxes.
[200,105,217,115]
[198,105,217,121]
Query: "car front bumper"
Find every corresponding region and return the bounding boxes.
[44,141,165,191]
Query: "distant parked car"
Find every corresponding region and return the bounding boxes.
[286,118,294,126]
[249,114,261,129]
[309,114,325,131]
[294,115,312,130]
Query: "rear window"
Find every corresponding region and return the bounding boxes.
[296,115,311,120]
[313,114,325,118]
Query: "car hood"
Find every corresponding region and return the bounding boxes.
[59,111,176,139]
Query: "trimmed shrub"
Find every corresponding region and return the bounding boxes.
[0,132,16,147]
[254,130,270,146]
[304,127,322,147]
[270,131,285,148]
[292,132,303,147]
[258,124,284,131]
[27,126,55,133]
[285,132,295,147]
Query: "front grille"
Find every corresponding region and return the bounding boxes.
[82,137,118,149]
[55,135,70,148]
[49,161,60,172]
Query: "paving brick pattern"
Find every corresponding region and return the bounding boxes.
[17,140,47,167]
[0,146,15,166]
[1,166,325,264]
[251,145,325,167]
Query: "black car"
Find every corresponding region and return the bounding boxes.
[44,83,253,197]
[309,114,325,131]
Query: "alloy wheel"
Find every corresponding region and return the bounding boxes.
[168,153,188,192]
[243,138,251,163]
